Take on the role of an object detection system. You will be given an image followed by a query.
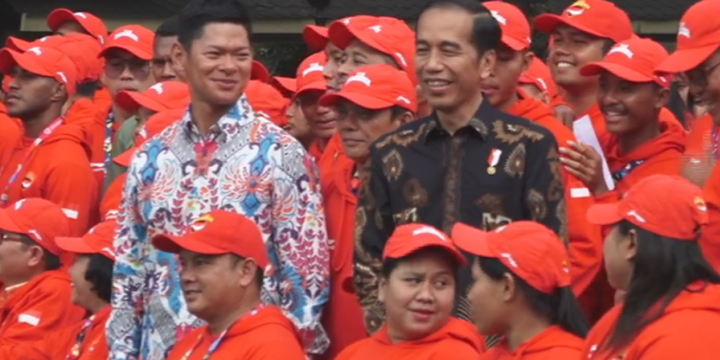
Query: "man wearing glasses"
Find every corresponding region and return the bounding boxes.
[98,25,156,179]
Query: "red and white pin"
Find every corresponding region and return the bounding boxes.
[487,148,502,175]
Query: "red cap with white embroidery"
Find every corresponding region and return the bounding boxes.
[0,198,71,255]
[99,25,155,60]
[319,64,417,112]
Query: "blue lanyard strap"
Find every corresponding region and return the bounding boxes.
[104,113,115,166]
[611,159,645,182]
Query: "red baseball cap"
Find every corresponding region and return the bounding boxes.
[319,64,417,112]
[246,80,290,127]
[0,46,78,96]
[47,9,108,45]
[452,221,571,294]
[329,16,416,84]
[0,198,72,256]
[55,220,117,261]
[251,60,271,83]
[272,76,296,95]
[383,224,467,265]
[4,36,33,52]
[114,107,184,167]
[587,175,708,241]
[581,37,671,87]
[303,25,329,51]
[152,210,269,269]
[116,81,190,113]
[99,25,155,61]
[534,0,634,43]
[293,52,327,100]
[655,0,720,74]
[519,57,559,98]
[28,34,104,82]
[1,75,11,92]
[485,1,532,51]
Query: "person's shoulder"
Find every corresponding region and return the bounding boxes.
[489,107,557,145]
[371,116,434,153]
[333,337,378,359]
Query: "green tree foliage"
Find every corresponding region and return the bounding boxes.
[255,42,313,77]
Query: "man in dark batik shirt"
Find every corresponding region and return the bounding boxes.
[354,0,568,334]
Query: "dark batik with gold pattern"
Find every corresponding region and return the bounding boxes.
[354,99,568,334]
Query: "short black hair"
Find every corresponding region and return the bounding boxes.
[390,105,414,118]
[77,81,98,98]
[19,236,61,271]
[176,0,253,50]
[156,15,181,37]
[81,254,114,303]
[419,0,501,55]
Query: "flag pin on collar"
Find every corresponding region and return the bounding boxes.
[487,148,502,175]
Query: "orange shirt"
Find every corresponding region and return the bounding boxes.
[0,270,85,346]
[166,306,305,360]
[581,282,720,360]
[335,317,484,360]
[100,173,126,221]
[682,114,716,188]
[0,104,21,155]
[319,149,367,360]
[480,326,582,360]
[65,97,108,188]
[598,116,686,199]
[0,123,99,236]
[702,161,720,271]
[509,96,602,302]
[0,306,110,360]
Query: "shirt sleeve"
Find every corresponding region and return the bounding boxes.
[353,146,395,335]
[271,143,330,354]
[106,159,147,360]
[43,160,99,236]
[522,132,569,243]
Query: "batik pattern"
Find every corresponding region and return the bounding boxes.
[107,96,330,360]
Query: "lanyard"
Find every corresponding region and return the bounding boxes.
[104,113,115,167]
[712,125,719,161]
[611,160,645,182]
[0,117,63,206]
[180,304,265,360]
[65,315,98,360]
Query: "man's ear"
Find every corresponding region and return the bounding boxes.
[479,49,497,81]
[170,42,186,74]
[522,50,534,73]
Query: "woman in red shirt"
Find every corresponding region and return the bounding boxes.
[583,175,720,359]
[452,221,588,359]
[336,224,484,359]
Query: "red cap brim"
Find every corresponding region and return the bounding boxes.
[116,91,165,113]
[99,45,152,61]
[654,45,718,74]
[586,203,624,226]
[534,14,606,39]
[55,236,95,255]
[272,76,296,94]
[501,36,529,51]
[303,25,329,51]
[251,61,271,83]
[0,209,24,235]
[152,234,227,255]
[47,8,76,32]
[292,81,327,102]
[451,223,494,258]
[319,92,394,110]
[5,37,32,52]
[580,62,654,83]
[0,49,52,78]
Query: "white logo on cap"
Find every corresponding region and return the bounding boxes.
[412,226,447,241]
[74,12,87,18]
[114,29,139,42]
[346,72,372,86]
[13,199,26,210]
[678,22,691,38]
[256,110,270,119]
[500,252,518,268]
[491,11,507,25]
[302,63,324,77]
[150,83,164,94]
[608,43,634,58]
[56,72,67,83]
[26,47,42,56]
[627,210,646,223]
[343,18,351,24]
[101,247,116,258]
[39,37,49,42]
[536,78,548,91]
[28,229,42,241]
[396,96,411,104]
[368,25,382,33]
[394,52,408,67]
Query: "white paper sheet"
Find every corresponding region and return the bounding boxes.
[572,115,615,191]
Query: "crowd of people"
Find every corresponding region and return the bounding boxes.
[0,0,719,358]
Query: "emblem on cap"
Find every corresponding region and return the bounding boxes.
[608,43,634,59]
[150,83,164,94]
[302,63,324,77]
[412,226,447,241]
[561,259,570,274]
[491,11,507,25]
[26,47,42,56]
[695,196,707,212]
[565,0,590,17]
[190,214,214,232]
[346,72,372,86]
[678,22,691,38]
[114,29,139,42]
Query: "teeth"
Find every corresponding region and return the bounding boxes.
[427,80,450,86]
[557,62,573,68]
